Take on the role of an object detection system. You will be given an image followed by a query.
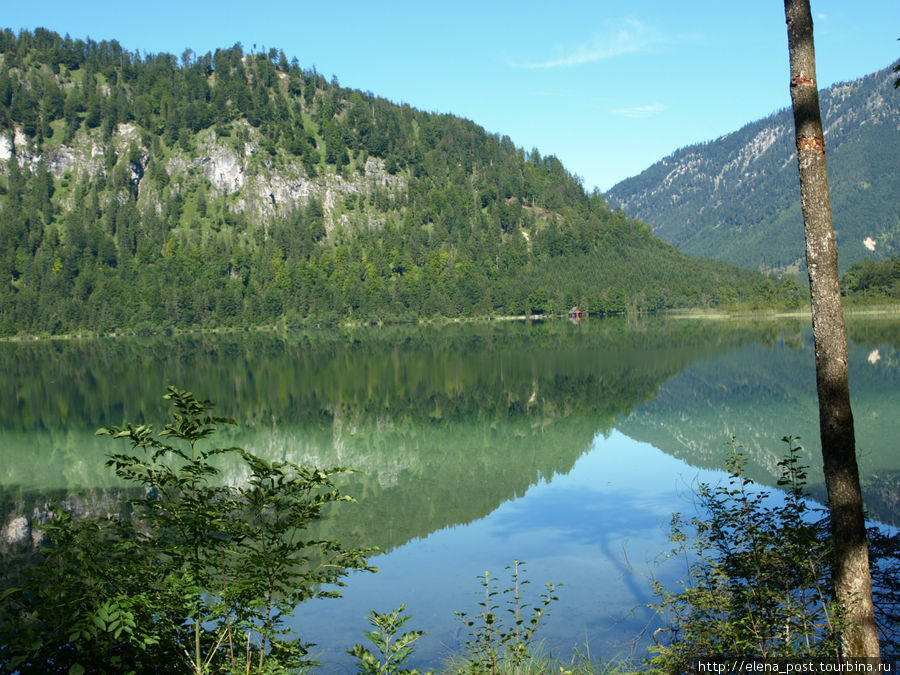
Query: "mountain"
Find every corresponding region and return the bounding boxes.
[606,62,900,274]
[0,28,780,337]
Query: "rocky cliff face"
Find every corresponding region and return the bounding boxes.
[606,62,900,273]
[1,120,405,228]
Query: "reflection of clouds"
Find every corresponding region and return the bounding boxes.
[868,349,881,365]
[487,484,667,610]
[490,485,661,542]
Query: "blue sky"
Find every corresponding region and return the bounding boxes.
[5,1,899,191]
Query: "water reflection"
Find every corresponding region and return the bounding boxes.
[3,318,898,543]
[2,317,899,667]
[618,332,900,524]
[291,431,731,671]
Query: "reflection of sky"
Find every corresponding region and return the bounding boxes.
[290,431,728,672]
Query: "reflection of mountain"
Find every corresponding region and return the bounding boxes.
[237,415,604,555]
[0,320,759,434]
[1,319,767,553]
[617,322,900,525]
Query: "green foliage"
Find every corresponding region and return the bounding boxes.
[0,28,772,338]
[0,386,375,673]
[841,256,900,299]
[454,560,561,674]
[348,605,430,674]
[649,437,844,671]
[868,527,900,654]
[748,275,807,310]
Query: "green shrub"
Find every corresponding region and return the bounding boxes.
[0,387,376,673]
[649,437,843,671]
[454,560,561,674]
[348,604,429,674]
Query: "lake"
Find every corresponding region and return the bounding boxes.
[1,316,898,670]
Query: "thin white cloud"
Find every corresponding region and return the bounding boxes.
[511,18,664,69]
[611,103,666,118]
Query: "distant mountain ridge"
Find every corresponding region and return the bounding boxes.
[606,62,900,274]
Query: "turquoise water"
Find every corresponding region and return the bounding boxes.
[2,317,897,668]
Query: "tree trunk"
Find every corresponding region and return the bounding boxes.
[782,0,880,658]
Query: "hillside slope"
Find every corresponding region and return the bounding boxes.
[606,62,900,274]
[0,29,772,336]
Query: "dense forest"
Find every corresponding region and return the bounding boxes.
[842,256,900,299]
[0,28,791,336]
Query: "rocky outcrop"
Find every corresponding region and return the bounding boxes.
[1,121,405,227]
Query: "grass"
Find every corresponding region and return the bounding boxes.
[437,642,642,675]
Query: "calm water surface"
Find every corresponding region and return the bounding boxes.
[2,317,898,669]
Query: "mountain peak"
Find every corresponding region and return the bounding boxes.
[606,62,900,274]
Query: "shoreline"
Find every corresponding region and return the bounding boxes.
[2,303,899,343]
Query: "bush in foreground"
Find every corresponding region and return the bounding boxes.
[0,387,375,673]
[648,436,899,670]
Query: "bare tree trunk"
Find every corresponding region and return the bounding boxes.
[783,0,880,658]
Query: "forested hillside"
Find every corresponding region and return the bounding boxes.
[607,62,900,274]
[0,28,775,336]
